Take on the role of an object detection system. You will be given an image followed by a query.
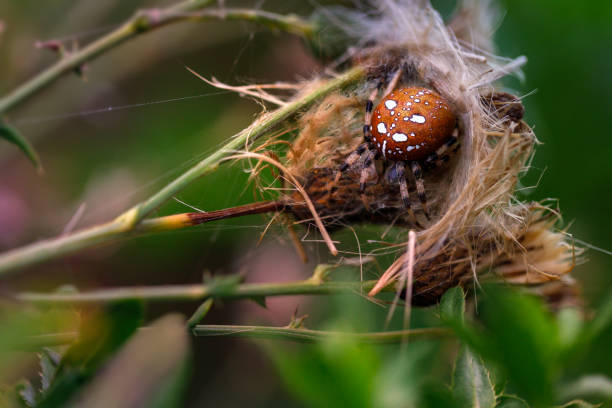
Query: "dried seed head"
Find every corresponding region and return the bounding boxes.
[251,0,580,306]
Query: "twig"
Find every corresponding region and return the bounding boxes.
[0,66,365,277]
[22,325,451,349]
[0,3,315,114]
[139,200,287,232]
[16,276,389,306]
[225,152,338,255]
[191,325,452,343]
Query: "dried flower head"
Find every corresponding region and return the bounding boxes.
[242,0,581,306]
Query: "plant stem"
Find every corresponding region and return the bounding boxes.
[0,66,365,277]
[129,66,362,220]
[191,325,452,343]
[17,277,386,306]
[187,298,215,329]
[22,326,452,349]
[0,2,315,114]
[163,8,315,38]
[139,201,287,232]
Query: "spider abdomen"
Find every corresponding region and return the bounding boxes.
[371,86,456,161]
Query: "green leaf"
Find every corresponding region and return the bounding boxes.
[496,395,530,408]
[37,300,143,408]
[66,314,190,408]
[477,285,559,408]
[0,122,42,172]
[557,307,584,353]
[187,298,214,329]
[585,294,612,342]
[440,286,466,324]
[15,381,36,408]
[557,400,602,408]
[439,286,490,356]
[374,342,437,408]
[421,384,464,408]
[39,348,62,392]
[559,375,612,401]
[452,346,497,408]
[269,335,378,408]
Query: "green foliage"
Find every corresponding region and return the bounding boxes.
[440,286,466,324]
[477,286,558,407]
[36,300,143,407]
[186,298,214,329]
[270,336,379,408]
[67,314,190,408]
[0,121,41,172]
[39,348,61,393]
[440,285,612,408]
[4,303,190,408]
[270,336,453,408]
[452,346,497,408]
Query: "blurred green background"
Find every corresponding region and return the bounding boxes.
[1,0,611,406]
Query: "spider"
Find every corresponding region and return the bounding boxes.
[337,69,459,224]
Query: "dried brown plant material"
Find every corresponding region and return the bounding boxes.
[213,1,581,306]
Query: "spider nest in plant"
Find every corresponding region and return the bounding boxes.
[210,0,582,307]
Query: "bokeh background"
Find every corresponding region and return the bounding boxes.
[1,0,611,406]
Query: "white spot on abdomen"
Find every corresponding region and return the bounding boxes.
[381,140,387,159]
[409,114,426,124]
[392,133,408,142]
[377,122,387,134]
[384,100,397,109]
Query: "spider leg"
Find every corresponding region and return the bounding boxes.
[340,68,402,170]
[363,85,382,144]
[359,149,378,210]
[383,69,403,96]
[359,149,378,193]
[394,161,420,227]
[333,68,403,202]
[410,161,430,220]
[335,79,384,183]
[335,143,369,183]
[424,128,460,169]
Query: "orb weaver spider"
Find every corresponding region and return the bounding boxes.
[337,68,459,224]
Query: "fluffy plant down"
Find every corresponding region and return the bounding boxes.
[231,0,580,306]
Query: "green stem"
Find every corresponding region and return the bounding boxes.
[0,66,365,277]
[0,0,211,114]
[17,277,385,306]
[0,2,315,114]
[161,8,315,38]
[192,325,452,343]
[22,326,451,349]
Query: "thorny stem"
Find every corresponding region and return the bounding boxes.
[0,2,315,114]
[22,326,451,349]
[16,276,390,306]
[191,325,452,343]
[0,66,365,277]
